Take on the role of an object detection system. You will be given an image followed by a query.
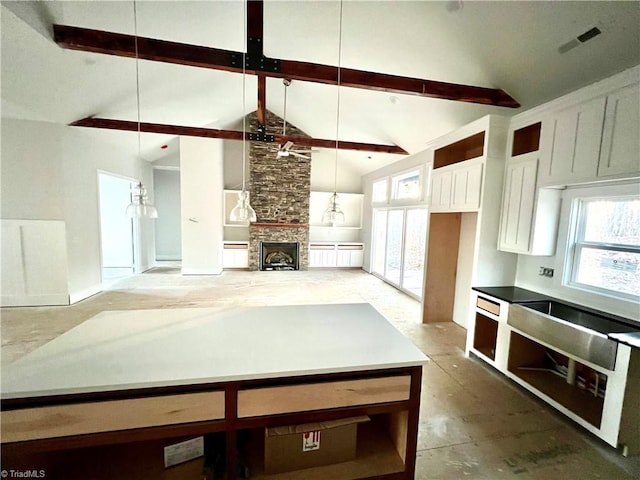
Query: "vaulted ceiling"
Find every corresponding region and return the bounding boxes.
[2,1,639,177]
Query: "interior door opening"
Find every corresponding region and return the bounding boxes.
[98,173,137,287]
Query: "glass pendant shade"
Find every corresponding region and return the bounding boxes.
[229,189,257,223]
[322,192,345,226]
[126,182,158,219]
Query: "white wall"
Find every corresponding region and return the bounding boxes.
[1,118,65,220]
[154,168,182,261]
[61,127,154,302]
[180,137,224,275]
[516,181,640,321]
[1,118,156,305]
[361,149,432,271]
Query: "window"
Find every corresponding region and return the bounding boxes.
[569,195,640,300]
[372,179,388,204]
[392,169,421,201]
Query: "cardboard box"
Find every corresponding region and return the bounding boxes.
[264,416,369,474]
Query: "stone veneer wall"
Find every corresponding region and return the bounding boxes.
[248,110,311,270]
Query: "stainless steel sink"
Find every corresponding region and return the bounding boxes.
[508,302,618,370]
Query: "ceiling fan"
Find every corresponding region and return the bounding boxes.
[276,79,315,160]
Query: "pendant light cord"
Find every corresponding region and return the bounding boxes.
[241,0,247,192]
[133,0,141,162]
[334,0,343,193]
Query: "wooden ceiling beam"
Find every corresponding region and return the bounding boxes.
[53,24,519,107]
[70,117,409,155]
[256,75,267,125]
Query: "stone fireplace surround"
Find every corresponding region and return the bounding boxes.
[248,111,311,270]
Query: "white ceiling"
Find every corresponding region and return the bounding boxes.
[2,1,639,177]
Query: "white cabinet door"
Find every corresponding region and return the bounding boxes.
[598,84,640,178]
[223,245,249,268]
[538,96,606,186]
[498,154,562,256]
[431,161,482,212]
[349,249,364,268]
[451,162,483,211]
[336,250,352,267]
[309,246,337,267]
[430,169,452,212]
[499,155,538,253]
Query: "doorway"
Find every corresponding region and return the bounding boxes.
[98,173,136,286]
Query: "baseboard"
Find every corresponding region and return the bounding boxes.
[1,293,69,307]
[69,284,102,304]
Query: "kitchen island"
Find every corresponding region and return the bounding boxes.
[1,303,428,479]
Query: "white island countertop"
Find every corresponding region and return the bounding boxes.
[1,303,428,400]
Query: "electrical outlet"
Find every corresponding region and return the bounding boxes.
[538,267,554,277]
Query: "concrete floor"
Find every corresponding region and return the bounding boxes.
[1,268,638,479]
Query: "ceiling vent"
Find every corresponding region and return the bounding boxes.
[558,26,602,54]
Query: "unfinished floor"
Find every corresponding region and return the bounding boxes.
[1,268,638,479]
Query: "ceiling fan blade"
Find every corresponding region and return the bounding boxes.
[291,152,310,159]
[283,141,294,151]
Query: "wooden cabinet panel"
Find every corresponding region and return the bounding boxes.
[237,376,411,418]
[598,84,640,178]
[1,391,225,443]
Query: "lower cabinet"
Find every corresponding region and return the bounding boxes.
[1,368,422,480]
[309,243,364,268]
[223,242,249,269]
[467,290,640,456]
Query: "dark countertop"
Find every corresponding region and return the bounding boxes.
[472,286,550,304]
[473,286,640,347]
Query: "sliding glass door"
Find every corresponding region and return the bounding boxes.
[372,207,428,299]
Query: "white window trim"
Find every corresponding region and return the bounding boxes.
[565,193,640,302]
[559,182,640,308]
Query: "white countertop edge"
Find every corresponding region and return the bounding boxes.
[2,359,428,401]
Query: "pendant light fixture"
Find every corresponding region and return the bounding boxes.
[322,0,345,227]
[229,0,257,224]
[125,0,158,219]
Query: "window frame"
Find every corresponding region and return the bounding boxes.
[391,168,423,202]
[566,194,640,302]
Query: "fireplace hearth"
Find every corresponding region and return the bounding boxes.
[260,242,299,271]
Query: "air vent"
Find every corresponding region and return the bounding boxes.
[558,26,602,54]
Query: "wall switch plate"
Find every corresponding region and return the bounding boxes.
[164,436,204,468]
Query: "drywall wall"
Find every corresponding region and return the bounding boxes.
[0,118,65,220]
[180,136,224,275]
[154,168,182,261]
[61,126,155,302]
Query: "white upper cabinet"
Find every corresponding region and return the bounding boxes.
[498,122,562,256]
[430,160,483,212]
[598,84,640,179]
[430,169,452,211]
[451,161,483,211]
[538,96,606,186]
[499,154,538,253]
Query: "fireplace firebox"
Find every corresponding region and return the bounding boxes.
[260,242,299,271]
